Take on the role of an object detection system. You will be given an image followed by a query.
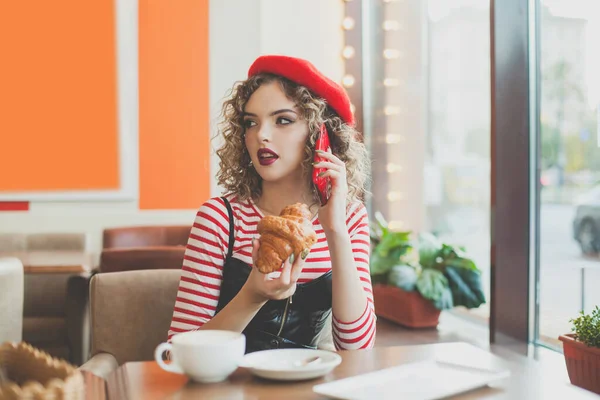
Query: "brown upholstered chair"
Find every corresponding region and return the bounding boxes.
[79,269,181,378]
[72,226,189,364]
[102,225,191,249]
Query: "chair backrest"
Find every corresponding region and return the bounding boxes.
[102,226,191,249]
[88,269,180,365]
[0,233,26,252]
[0,258,24,342]
[98,247,185,273]
[26,233,87,251]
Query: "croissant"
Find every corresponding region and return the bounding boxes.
[256,203,318,274]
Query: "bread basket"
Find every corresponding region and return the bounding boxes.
[0,342,84,400]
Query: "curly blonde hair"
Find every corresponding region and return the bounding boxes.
[214,73,370,205]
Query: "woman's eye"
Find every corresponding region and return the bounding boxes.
[244,120,257,128]
[277,117,293,125]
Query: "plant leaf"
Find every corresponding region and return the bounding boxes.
[370,273,388,285]
[369,211,391,245]
[444,265,486,309]
[439,243,457,260]
[445,257,479,271]
[370,246,407,275]
[433,286,454,310]
[387,264,418,291]
[416,268,448,302]
[418,233,442,269]
[370,252,393,275]
[374,211,388,231]
[569,306,600,348]
[376,231,412,257]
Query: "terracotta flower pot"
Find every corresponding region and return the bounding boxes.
[372,284,441,328]
[559,333,600,394]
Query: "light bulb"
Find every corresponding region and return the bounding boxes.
[385,134,405,144]
[342,74,355,88]
[387,192,403,201]
[384,106,401,115]
[383,78,400,87]
[388,220,405,230]
[383,20,401,31]
[342,46,355,59]
[386,163,403,173]
[343,17,355,30]
[383,49,401,59]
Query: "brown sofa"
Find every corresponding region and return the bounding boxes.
[19,233,89,366]
[102,225,191,249]
[26,233,87,251]
[23,273,89,364]
[0,233,26,252]
[99,246,186,273]
[98,225,190,273]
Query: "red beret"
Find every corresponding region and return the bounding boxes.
[248,55,355,126]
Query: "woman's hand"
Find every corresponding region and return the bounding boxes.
[241,238,307,304]
[314,150,348,235]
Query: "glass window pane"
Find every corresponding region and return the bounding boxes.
[538,0,600,347]
[370,0,491,321]
[427,0,491,320]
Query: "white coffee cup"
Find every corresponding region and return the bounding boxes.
[154,330,246,383]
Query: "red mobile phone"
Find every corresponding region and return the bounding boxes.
[312,124,332,206]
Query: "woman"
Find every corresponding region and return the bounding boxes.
[168,55,376,352]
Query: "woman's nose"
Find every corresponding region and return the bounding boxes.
[257,124,272,142]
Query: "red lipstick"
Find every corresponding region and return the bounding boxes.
[257,148,279,166]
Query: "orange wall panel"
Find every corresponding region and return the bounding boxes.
[139,0,210,210]
[0,2,119,191]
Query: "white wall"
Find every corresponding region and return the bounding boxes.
[0,0,345,257]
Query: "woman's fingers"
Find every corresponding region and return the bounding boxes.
[316,169,341,182]
[290,249,308,282]
[279,254,293,286]
[313,161,343,172]
[256,251,306,299]
[316,150,344,166]
[251,237,260,263]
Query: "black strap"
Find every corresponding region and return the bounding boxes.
[221,197,235,261]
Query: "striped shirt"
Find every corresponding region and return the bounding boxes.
[168,195,376,350]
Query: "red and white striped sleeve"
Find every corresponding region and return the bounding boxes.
[168,197,230,341]
[332,202,377,350]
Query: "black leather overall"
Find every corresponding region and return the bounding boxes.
[215,198,333,354]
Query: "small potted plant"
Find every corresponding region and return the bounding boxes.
[369,212,486,328]
[559,306,600,394]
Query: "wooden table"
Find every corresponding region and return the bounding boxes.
[0,251,93,274]
[83,342,598,400]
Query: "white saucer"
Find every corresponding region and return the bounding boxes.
[240,349,342,381]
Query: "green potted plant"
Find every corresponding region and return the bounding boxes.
[369,212,486,328]
[559,306,600,394]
